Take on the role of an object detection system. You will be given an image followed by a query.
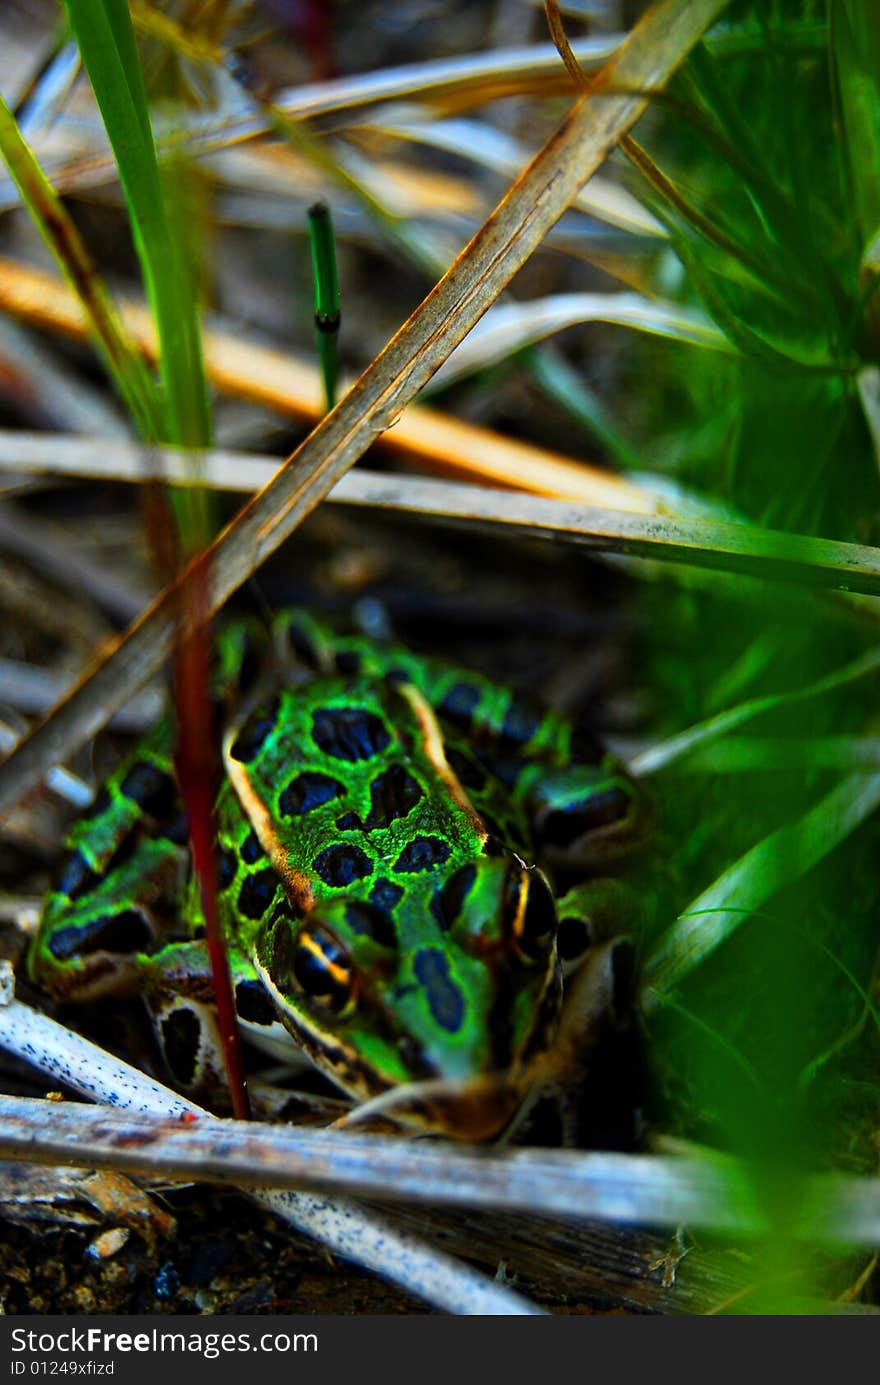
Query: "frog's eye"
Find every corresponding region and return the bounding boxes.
[290,926,356,1014]
[504,865,557,962]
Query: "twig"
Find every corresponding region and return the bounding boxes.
[0,999,544,1315]
[0,0,732,817]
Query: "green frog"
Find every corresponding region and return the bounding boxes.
[30,609,646,1138]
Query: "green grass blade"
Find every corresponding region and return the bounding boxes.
[644,771,880,998]
[64,0,212,542]
[632,644,880,776]
[308,201,340,412]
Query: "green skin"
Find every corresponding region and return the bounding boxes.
[30,610,644,1136]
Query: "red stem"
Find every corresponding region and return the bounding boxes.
[173,553,251,1120]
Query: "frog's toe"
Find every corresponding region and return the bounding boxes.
[152,994,227,1094]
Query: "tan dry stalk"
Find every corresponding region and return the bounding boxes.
[0,0,731,815]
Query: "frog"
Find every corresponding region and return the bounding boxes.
[29,608,647,1139]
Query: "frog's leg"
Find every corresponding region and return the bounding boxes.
[30,720,189,1002]
[386,652,647,868]
[496,932,640,1147]
[548,932,645,1148]
[519,753,648,870]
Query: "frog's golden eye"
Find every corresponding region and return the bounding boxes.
[290,926,356,1013]
[504,865,557,962]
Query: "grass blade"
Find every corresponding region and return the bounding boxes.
[645,771,880,998]
[64,0,211,458]
[0,0,734,815]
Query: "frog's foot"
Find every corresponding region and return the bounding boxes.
[554,878,644,976]
[333,1072,524,1141]
[140,942,305,1099]
[247,1078,350,1125]
[506,934,643,1148]
[524,763,649,869]
[29,891,169,1003]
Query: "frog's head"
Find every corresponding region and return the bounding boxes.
[254,856,562,1138]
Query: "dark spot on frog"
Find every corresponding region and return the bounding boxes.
[239,831,264,865]
[430,863,477,931]
[539,785,633,848]
[235,978,277,1026]
[47,909,154,961]
[311,706,391,763]
[119,761,178,820]
[569,727,605,764]
[343,900,397,950]
[393,835,451,874]
[335,811,361,832]
[395,1032,440,1079]
[217,846,238,890]
[160,1007,201,1087]
[439,682,481,728]
[54,849,101,902]
[363,764,423,830]
[312,843,373,888]
[499,697,540,749]
[159,811,189,846]
[413,948,464,1033]
[228,698,281,764]
[278,770,346,817]
[370,878,404,912]
[237,868,279,921]
[84,784,112,821]
[334,648,362,675]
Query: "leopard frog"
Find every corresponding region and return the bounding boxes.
[30,610,645,1137]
